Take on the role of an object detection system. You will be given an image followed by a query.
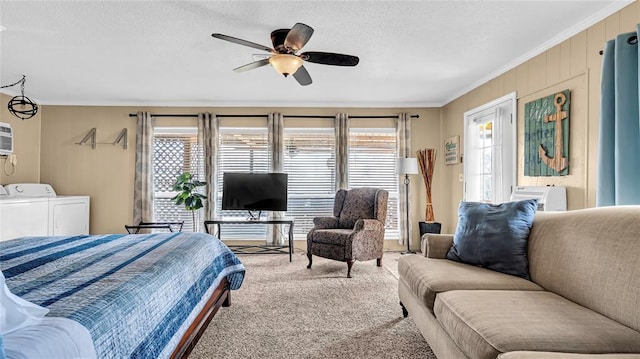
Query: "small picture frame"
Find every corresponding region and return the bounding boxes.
[445,136,460,165]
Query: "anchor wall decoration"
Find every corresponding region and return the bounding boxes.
[524,90,570,176]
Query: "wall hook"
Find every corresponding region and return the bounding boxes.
[76,128,97,149]
[113,128,127,149]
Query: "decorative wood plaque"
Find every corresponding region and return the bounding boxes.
[524,90,570,176]
[444,136,460,165]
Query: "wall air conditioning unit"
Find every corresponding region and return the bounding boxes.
[0,122,14,155]
[510,186,567,211]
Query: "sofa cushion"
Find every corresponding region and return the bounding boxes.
[527,207,640,333]
[498,352,640,359]
[446,199,537,279]
[309,229,352,246]
[398,256,542,311]
[434,290,640,359]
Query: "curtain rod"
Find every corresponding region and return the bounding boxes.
[599,34,638,55]
[285,114,420,119]
[126,114,263,118]
[127,113,419,119]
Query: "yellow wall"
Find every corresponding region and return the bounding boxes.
[439,2,640,233]
[39,105,441,251]
[0,94,41,184]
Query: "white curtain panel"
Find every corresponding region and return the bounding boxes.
[133,112,155,225]
[268,112,285,245]
[268,112,284,173]
[198,112,219,224]
[396,113,413,246]
[334,112,350,190]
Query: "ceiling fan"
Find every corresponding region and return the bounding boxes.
[211,23,359,86]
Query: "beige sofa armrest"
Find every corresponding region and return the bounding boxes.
[421,234,454,258]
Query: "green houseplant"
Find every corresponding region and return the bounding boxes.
[172,172,207,232]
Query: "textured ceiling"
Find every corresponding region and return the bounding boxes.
[0,1,631,108]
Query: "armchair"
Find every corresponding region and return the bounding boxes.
[306,187,389,278]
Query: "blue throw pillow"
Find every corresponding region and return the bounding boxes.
[446,199,538,280]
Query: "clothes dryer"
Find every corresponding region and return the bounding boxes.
[48,195,90,236]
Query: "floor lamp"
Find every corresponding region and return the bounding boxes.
[396,157,419,254]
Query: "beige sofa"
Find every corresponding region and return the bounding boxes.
[398,206,640,359]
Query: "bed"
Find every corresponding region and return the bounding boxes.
[0,232,245,359]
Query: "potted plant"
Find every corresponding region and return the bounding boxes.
[417,149,442,237]
[172,172,207,232]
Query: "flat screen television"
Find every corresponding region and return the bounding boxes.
[222,172,288,214]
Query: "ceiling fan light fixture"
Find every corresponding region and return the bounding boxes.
[269,54,303,77]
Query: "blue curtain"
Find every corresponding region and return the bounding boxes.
[596,26,640,206]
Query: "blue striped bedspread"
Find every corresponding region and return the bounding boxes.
[0,232,245,359]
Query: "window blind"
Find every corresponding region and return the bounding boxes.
[283,128,336,237]
[216,127,270,239]
[348,128,399,239]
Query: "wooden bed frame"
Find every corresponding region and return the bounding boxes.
[170,277,231,359]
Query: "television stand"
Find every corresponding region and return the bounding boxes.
[204,217,295,262]
[246,210,262,220]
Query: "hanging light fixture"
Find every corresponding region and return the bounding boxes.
[269,54,303,77]
[0,75,38,120]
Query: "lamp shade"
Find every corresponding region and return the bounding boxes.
[269,54,303,77]
[396,157,419,175]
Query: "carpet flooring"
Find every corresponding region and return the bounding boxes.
[190,251,436,359]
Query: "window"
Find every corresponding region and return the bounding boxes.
[151,123,403,240]
[348,128,399,239]
[463,92,516,204]
[283,128,336,237]
[152,127,204,231]
[216,127,270,239]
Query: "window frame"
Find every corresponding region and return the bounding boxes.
[152,127,204,232]
[463,92,517,204]
[216,126,271,239]
[283,127,336,238]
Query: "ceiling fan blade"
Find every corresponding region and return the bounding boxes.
[212,33,274,53]
[233,58,271,73]
[293,65,312,86]
[301,51,359,66]
[284,23,314,52]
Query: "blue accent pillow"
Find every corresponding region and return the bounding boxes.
[446,199,538,279]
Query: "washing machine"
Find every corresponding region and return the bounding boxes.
[0,183,90,241]
[0,185,50,242]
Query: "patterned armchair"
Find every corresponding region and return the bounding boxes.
[306,187,389,278]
